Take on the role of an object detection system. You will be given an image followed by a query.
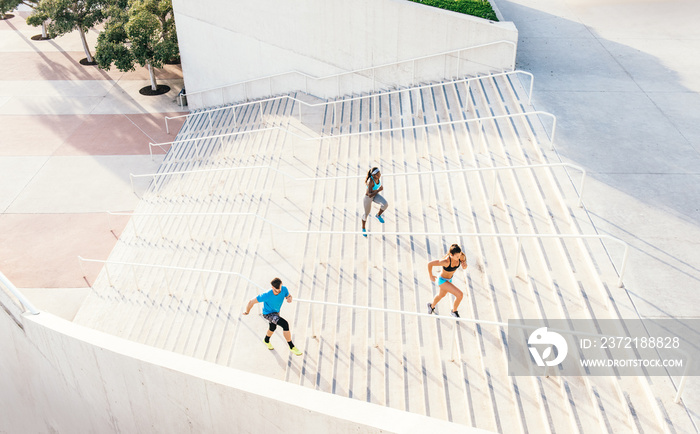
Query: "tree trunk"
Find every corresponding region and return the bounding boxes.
[147,62,158,91]
[79,28,93,63]
[41,21,48,39]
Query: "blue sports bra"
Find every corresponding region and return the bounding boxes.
[371,179,381,191]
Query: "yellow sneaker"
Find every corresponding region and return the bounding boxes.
[290,346,303,356]
[264,341,274,350]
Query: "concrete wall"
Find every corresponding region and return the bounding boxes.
[0,309,494,433]
[172,0,517,107]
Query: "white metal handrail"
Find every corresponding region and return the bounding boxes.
[73,256,597,353]
[104,210,627,286]
[165,70,535,134]
[181,40,517,104]
[76,256,689,404]
[77,256,264,300]
[0,270,39,315]
[149,109,558,160]
[130,162,586,207]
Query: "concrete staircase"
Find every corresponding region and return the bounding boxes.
[72,73,695,433]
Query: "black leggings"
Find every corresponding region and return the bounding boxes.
[268,317,289,332]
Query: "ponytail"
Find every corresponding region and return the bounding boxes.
[366,167,380,184]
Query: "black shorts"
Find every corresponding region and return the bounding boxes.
[263,312,282,324]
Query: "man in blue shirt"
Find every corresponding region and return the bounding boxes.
[243,277,302,356]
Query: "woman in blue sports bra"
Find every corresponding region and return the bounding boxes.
[360,166,389,237]
[427,243,467,317]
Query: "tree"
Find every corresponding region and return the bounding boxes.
[96,0,178,92]
[0,0,23,19]
[21,0,49,38]
[26,0,106,63]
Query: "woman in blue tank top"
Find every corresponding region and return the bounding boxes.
[426,243,467,317]
[360,166,389,237]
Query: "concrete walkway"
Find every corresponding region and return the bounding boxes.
[494,0,700,425]
[0,9,185,318]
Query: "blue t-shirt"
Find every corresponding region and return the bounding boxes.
[256,286,289,315]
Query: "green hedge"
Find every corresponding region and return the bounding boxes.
[408,0,498,21]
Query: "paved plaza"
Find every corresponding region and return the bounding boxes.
[0,9,185,318]
[496,0,700,421]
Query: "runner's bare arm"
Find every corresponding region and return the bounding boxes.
[243,298,258,315]
[427,258,447,281]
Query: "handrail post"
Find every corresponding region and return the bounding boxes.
[490,170,498,206]
[232,107,237,127]
[186,216,194,240]
[131,217,140,239]
[423,127,429,159]
[311,303,317,338]
[549,115,557,150]
[199,273,207,299]
[152,175,162,198]
[373,309,379,348]
[163,269,173,294]
[479,121,487,154]
[207,112,213,133]
[450,321,459,361]
[165,117,170,135]
[443,53,447,80]
[156,215,165,240]
[674,356,691,403]
[218,215,226,245]
[334,101,340,129]
[131,264,140,291]
[412,60,416,86]
[514,237,523,278]
[77,257,87,283]
[260,101,265,125]
[617,242,629,288]
[148,143,154,161]
[104,263,113,287]
[429,170,436,209]
[457,50,461,78]
[577,169,586,208]
[373,95,378,124]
